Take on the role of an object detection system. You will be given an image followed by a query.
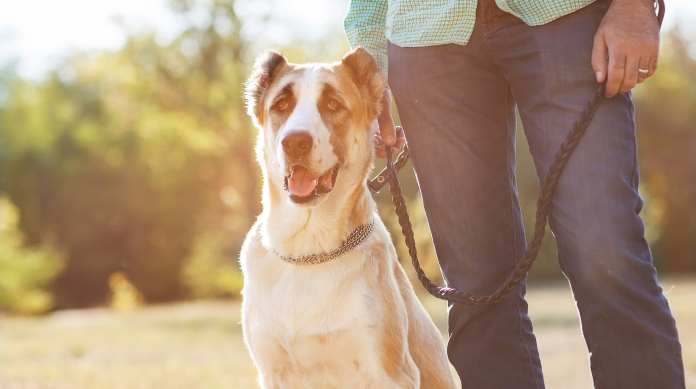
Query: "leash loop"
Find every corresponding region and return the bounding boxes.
[372,86,603,305]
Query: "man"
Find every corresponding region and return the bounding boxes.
[344,0,685,388]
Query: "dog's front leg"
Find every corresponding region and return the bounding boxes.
[258,372,290,389]
[252,349,295,389]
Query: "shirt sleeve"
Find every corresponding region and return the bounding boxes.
[343,0,389,77]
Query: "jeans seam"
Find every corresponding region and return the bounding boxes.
[503,88,543,389]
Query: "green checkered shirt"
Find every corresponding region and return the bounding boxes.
[344,0,596,75]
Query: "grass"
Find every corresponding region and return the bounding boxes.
[1,278,694,388]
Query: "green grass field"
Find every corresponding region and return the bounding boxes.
[1,278,694,389]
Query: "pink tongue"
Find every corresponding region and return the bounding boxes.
[288,166,318,197]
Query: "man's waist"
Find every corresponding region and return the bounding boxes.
[477,0,523,26]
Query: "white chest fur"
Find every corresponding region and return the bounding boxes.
[240,223,411,388]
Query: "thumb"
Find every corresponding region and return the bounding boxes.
[592,31,608,83]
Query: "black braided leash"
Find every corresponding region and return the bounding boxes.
[368,0,664,305]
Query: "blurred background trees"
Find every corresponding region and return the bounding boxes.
[0,1,256,309]
[0,0,694,313]
[0,197,62,313]
[634,31,696,273]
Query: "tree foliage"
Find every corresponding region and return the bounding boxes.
[633,31,696,273]
[0,3,694,311]
[0,1,256,308]
[0,197,63,314]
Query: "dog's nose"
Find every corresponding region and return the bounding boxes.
[281,131,313,158]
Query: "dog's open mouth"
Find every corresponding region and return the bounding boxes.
[283,164,339,204]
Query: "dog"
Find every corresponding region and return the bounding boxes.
[240,47,456,389]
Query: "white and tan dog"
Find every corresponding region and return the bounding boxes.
[240,47,456,389]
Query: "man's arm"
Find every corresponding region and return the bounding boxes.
[344,0,388,75]
[344,0,404,152]
[592,0,660,97]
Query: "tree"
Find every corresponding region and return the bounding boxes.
[0,0,256,307]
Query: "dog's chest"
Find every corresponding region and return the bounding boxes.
[243,248,381,367]
[247,248,375,329]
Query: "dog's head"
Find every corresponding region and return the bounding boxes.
[245,48,385,207]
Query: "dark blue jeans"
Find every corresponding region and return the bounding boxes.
[387,1,685,388]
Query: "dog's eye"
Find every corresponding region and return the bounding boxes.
[326,98,343,112]
[273,97,289,112]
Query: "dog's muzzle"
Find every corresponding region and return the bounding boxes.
[283,164,339,204]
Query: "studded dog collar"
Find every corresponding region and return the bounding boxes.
[268,222,374,265]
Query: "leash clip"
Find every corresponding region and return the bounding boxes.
[367,136,410,193]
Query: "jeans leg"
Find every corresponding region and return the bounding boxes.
[388,37,544,389]
[486,2,686,388]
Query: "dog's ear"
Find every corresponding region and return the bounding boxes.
[341,47,385,119]
[245,51,288,123]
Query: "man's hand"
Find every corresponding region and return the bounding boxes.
[592,0,660,98]
[375,89,406,159]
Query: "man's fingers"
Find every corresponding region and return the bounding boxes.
[374,127,406,159]
[394,126,406,149]
[605,49,626,97]
[649,56,658,77]
[637,56,651,84]
[379,120,396,146]
[621,55,639,92]
[595,0,660,94]
[591,32,608,83]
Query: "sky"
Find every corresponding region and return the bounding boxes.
[0,0,694,79]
